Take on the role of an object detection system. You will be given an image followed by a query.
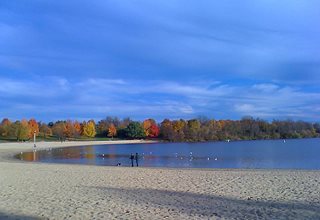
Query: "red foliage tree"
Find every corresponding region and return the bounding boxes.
[149,124,160,138]
[143,119,159,138]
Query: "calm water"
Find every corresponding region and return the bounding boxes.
[18,138,320,169]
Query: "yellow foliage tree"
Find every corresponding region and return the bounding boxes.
[82,120,96,138]
[173,119,186,132]
[17,119,31,141]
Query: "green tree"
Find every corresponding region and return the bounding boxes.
[125,122,145,139]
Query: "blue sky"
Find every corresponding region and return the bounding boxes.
[0,0,320,122]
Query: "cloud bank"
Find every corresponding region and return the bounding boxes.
[0,76,319,121]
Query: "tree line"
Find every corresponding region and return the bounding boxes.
[0,116,319,142]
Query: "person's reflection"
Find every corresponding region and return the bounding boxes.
[130,153,134,167]
[33,150,36,161]
[135,153,139,167]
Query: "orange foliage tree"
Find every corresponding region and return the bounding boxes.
[64,120,74,138]
[52,122,66,140]
[73,121,82,137]
[142,119,159,138]
[28,119,39,138]
[107,123,117,139]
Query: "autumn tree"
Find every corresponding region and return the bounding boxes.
[149,124,160,138]
[115,118,132,138]
[0,118,12,137]
[0,116,319,142]
[64,120,74,138]
[119,117,131,129]
[185,119,201,141]
[97,120,108,137]
[63,120,82,138]
[16,119,30,141]
[172,119,186,141]
[205,120,222,140]
[107,123,117,139]
[160,119,174,141]
[82,120,96,138]
[142,119,159,138]
[52,121,66,140]
[97,117,121,137]
[39,123,52,138]
[28,119,39,138]
[143,119,153,136]
[73,121,82,137]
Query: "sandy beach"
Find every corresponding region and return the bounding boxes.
[0,141,320,219]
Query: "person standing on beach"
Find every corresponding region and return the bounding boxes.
[130,153,134,167]
[135,153,139,167]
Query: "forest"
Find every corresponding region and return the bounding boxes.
[0,116,319,142]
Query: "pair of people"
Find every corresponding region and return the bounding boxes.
[130,153,139,167]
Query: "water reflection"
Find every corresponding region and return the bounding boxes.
[19,149,225,168]
[17,138,320,169]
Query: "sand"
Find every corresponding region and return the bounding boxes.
[0,141,320,219]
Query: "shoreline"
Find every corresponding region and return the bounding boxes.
[0,139,157,161]
[1,141,320,219]
[2,140,320,172]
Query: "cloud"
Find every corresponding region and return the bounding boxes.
[1,0,320,84]
[0,1,320,121]
[0,76,319,121]
[0,77,71,98]
[252,83,279,93]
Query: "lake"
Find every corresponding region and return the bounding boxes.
[18,138,320,169]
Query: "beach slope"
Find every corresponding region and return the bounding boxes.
[0,141,319,219]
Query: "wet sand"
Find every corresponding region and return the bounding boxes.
[0,141,320,219]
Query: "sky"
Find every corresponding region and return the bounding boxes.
[0,0,320,122]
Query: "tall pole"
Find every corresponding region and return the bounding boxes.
[33,130,36,149]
